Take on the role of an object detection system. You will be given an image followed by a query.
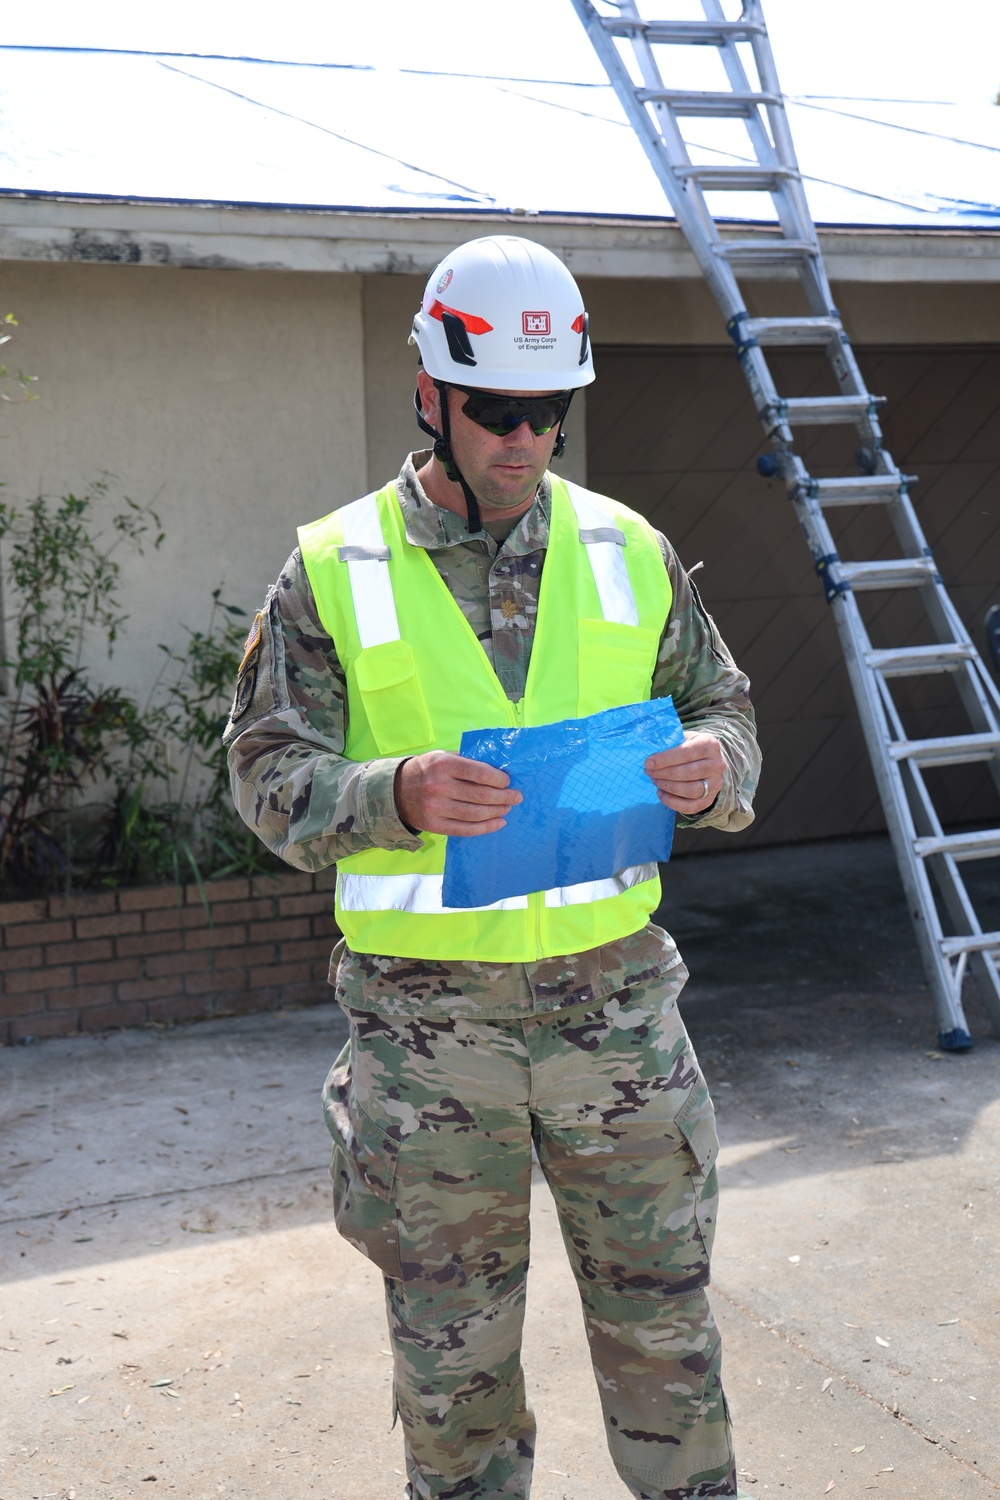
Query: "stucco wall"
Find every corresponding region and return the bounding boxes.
[0,261,367,693]
[4,254,998,703]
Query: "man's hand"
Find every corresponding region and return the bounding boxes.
[645,731,725,816]
[395,752,522,837]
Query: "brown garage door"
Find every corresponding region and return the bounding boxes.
[587,345,1000,849]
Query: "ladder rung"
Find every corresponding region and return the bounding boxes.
[716,240,819,263]
[743,315,842,345]
[637,88,782,115]
[837,558,939,590]
[889,732,1000,767]
[678,165,797,191]
[803,475,905,507]
[602,17,766,45]
[914,830,1000,862]
[867,643,976,676]
[778,395,880,425]
[940,930,1000,959]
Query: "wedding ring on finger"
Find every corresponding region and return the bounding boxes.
[701,778,710,800]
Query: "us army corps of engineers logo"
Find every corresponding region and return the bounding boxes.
[516,309,555,353]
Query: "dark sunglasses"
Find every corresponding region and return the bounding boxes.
[451,383,573,437]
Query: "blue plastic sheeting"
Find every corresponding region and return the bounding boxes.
[442,698,684,909]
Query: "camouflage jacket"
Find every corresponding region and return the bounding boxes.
[224,454,760,1019]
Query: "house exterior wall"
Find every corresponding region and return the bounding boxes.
[1,251,997,854]
[0,260,367,695]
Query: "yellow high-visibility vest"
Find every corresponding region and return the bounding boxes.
[298,474,672,961]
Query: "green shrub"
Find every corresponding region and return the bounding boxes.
[0,481,279,898]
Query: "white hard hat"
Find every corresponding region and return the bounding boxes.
[410,235,595,391]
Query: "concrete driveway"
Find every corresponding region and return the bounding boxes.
[2,835,998,1500]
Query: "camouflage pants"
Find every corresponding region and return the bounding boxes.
[322,977,735,1500]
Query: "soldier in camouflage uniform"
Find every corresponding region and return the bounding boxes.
[225,236,760,1500]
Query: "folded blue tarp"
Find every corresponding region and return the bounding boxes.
[442,697,684,908]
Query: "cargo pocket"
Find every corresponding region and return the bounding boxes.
[323,1053,404,1280]
[675,1082,721,1255]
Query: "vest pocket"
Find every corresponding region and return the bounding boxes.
[354,639,434,755]
[578,618,660,715]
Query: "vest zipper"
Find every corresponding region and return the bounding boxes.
[511,698,543,953]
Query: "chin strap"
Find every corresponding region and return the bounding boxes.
[413,383,482,534]
[412,382,573,536]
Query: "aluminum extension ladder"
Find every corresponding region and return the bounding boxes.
[570,0,1000,1049]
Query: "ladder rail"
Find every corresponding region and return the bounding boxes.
[571,0,1000,1048]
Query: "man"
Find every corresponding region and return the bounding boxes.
[225,235,760,1500]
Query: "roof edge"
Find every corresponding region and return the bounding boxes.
[1,196,998,282]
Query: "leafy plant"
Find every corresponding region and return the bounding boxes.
[103,589,281,888]
[0,479,282,898]
[0,482,162,893]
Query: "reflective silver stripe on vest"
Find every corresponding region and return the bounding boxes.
[338,872,529,914]
[339,865,654,916]
[339,495,400,649]
[543,863,656,907]
[566,485,640,628]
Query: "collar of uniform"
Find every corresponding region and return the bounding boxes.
[397,452,552,556]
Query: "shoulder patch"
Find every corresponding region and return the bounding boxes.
[232,611,264,723]
[239,612,263,673]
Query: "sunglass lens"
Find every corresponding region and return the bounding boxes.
[461,392,567,436]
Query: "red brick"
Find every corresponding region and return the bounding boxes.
[0,898,48,925]
[81,1001,147,1033]
[76,957,142,985]
[10,1013,80,1042]
[118,884,185,913]
[0,945,42,971]
[116,931,180,958]
[146,951,212,979]
[183,923,248,952]
[148,994,215,1025]
[47,983,116,1012]
[117,977,185,1003]
[213,986,281,1015]
[277,891,331,918]
[250,961,311,987]
[280,979,334,1006]
[281,936,337,963]
[6,965,72,995]
[75,912,142,940]
[214,942,276,970]
[252,917,310,944]
[45,937,113,965]
[144,905,210,934]
[311,957,336,982]
[191,876,249,906]
[204,897,277,926]
[251,872,313,898]
[6,918,74,948]
[48,891,118,919]
[314,868,337,891]
[0,989,46,1019]
[185,968,247,996]
[311,914,340,939]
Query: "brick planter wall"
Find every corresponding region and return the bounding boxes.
[0,868,339,1045]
